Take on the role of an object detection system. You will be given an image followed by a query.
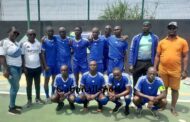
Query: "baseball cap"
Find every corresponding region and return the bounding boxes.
[167,21,178,28]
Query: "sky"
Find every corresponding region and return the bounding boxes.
[0,0,190,20]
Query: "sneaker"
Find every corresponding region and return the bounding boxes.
[36,98,45,104]
[112,102,122,113]
[136,108,143,117]
[8,108,21,115]
[26,100,32,108]
[56,102,64,111]
[124,106,130,115]
[14,105,23,110]
[45,98,52,104]
[150,110,160,119]
[69,102,75,110]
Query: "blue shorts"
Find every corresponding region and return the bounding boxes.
[108,59,124,74]
[56,61,72,74]
[43,65,57,77]
[103,57,108,72]
[73,60,88,74]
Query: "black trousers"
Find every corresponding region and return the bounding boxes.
[133,60,152,88]
[25,67,41,101]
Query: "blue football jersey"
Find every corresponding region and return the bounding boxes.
[135,76,165,96]
[108,35,128,60]
[42,37,57,66]
[108,73,131,94]
[88,38,105,63]
[80,72,105,94]
[54,74,76,93]
[71,38,89,61]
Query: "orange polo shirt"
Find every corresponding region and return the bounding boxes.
[157,36,189,77]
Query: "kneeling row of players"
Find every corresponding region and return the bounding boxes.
[50,65,166,118]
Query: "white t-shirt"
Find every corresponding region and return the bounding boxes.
[2,38,22,67]
[0,39,5,55]
[22,40,41,69]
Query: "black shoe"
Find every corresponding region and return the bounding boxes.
[56,102,64,111]
[98,102,103,110]
[84,101,89,108]
[69,102,75,110]
[26,100,32,108]
[112,102,122,113]
[14,105,23,110]
[124,106,130,115]
[8,108,21,115]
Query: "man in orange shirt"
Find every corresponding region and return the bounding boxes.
[154,22,189,116]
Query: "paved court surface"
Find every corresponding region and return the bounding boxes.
[0,74,190,122]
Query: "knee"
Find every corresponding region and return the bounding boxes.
[161,98,167,106]
[75,94,86,104]
[51,94,59,103]
[68,95,75,102]
[133,96,140,103]
[98,96,109,105]
[171,89,178,93]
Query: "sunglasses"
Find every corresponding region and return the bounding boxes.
[13,31,20,36]
[168,26,177,30]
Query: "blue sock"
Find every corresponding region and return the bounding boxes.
[113,99,121,106]
[151,106,160,111]
[125,98,131,108]
[45,88,49,98]
[137,104,142,109]
[52,86,55,95]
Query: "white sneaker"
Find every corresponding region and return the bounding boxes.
[46,98,52,104]
[35,98,45,104]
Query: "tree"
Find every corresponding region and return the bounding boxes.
[98,0,144,20]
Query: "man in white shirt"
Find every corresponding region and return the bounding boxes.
[2,26,22,115]
[22,29,45,107]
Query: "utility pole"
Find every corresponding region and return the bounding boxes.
[26,0,30,29]
[141,0,145,20]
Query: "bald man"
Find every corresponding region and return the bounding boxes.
[41,26,57,103]
[51,65,76,111]
[107,26,128,74]
[88,27,106,73]
[75,61,108,112]
[54,27,72,74]
[133,67,167,119]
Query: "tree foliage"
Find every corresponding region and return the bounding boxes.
[98,0,142,20]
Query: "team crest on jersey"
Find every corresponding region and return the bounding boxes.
[148,86,152,89]
[92,80,95,83]
[117,83,120,86]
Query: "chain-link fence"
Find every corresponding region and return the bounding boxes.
[0,0,190,21]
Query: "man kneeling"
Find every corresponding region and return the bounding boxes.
[108,68,132,115]
[51,65,76,111]
[133,67,167,119]
[75,61,108,112]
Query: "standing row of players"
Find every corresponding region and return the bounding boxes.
[40,25,128,103]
